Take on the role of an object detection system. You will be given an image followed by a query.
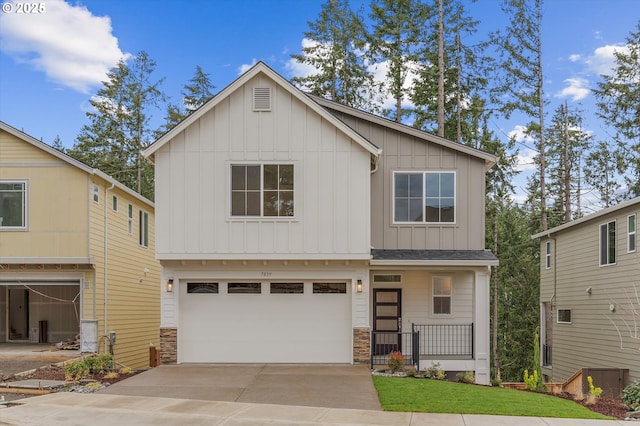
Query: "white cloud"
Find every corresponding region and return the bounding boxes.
[507,125,538,172]
[0,0,128,93]
[568,54,581,62]
[584,44,628,76]
[555,77,590,101]
[238,59,258,75]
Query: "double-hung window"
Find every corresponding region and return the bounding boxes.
[628,214,636,253]
[432,276,452,315]
[0,181,27,229]
[599,221,616,266]
[139,210,149,247]
[394,172,455,223]
[231,164,294,217]
[545,241,552,269]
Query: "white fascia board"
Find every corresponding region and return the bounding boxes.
[369,259,499,267]
[155,253,372,261]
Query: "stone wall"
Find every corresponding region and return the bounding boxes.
[353,327,370,364]
[160,327,177,364]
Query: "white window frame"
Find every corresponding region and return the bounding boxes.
[432,276,452,316]
[139,209,149,248]
[128,204,133,235]
[229,163,295,218]
[599,220,616,266]
[92,183,99,203]
[0,180,28,230]
[545,241,551,269]
[112,195,118,212]
[628,214,636,253]
[392,171,456,224]
[557,309,572,324]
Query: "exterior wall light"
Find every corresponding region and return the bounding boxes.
[166,279,174,292]
[356,279,363,293]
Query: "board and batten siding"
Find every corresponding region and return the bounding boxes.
[540,202,640,383]
[323,113,487,251]
[87,179,160,369]
[0,129,89,257]
[153,74,371,259]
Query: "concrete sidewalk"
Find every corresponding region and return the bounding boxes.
[0,393,629,425]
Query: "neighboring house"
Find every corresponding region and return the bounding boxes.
[143,62,497,384]
[0,121,160,369]
[533,197,640,386]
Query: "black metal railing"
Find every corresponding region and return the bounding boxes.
[542,344,552,366]
[412,323,474,358]
[370,331,419,368]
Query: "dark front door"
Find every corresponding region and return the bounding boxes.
[373,289,401,355]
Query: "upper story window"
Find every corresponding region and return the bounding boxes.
[139,209,149,247]
[393,171,455,223]
[128,204,133,235]
[112,195,118,212]
[432,276,452,315]
[545,241,552,269]
[0,181,27,230]
[600,220,616,266]
[231,164,294,217]
[628,214,636,253]
[93,183,99,203]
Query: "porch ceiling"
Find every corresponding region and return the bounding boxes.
[370,249,498,267]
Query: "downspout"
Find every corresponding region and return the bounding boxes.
[103,182,115,353]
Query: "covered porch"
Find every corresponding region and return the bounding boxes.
[368,249,497,384]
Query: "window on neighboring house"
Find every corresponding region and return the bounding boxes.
[628,214,636,253]
[139,210,148,247]
[112,195,118,212]
[231,164,294,217]
[600,221,616,266]
[0,181,27,229]
[128,204,133,235]
[394,172,455,223]
[557,309,572,324]
[432,276,452,315]
[545,241,552,269]
[93,183,99,203]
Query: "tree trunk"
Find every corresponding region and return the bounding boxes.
[437,0,445,137]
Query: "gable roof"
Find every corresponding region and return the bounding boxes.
[310,95,498,169]
[0,121,154,208]
[532,196,640,239]
[142,61,381,161]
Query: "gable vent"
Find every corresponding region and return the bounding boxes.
[253,87,272,111]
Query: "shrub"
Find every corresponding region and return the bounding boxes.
[387,351,405,372]
[103,371,119,379]
[524,369,540,391]
[84,354,113,373]
[622,380,640,410]
[64,360,89,382]
[422,362,446,380]
[119,367,133,375]
[456,371,475,384]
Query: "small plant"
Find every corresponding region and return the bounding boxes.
[456,371,475,384]
[387,351,405,372]
[422,362,446,380]
[85,381,103,390]
[119,366,134,375]
[491,377,503,387]
[64,360,89,382]
[622,380,640,410]
[84,354,113,373]
[523,369,540,391]
[585,376,603,405]
[103,371,119,379]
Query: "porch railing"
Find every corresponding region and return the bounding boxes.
[412,323,474,358]
[371,323,474,368]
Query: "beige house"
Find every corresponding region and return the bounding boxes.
[534,197,640,386]
[0,121,160,369]
[143,62,497,384]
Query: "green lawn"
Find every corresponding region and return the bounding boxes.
[373,376,613,420]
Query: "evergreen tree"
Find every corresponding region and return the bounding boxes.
[584,141,624,208]
[492,0,548,231]
[68,51,164,200]
[158,65,215,136]
[593,21,640,198]
[368,0,430,122]
[51,135,65,153]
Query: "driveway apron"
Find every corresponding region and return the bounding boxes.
[98,364,382,411]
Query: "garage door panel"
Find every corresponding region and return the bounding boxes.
[179,282,352,363]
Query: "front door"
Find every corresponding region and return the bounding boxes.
[373,289,401,355]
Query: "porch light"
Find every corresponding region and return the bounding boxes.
[166,279,174,292]
[356,279,363,293]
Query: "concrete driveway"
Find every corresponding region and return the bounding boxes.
[98,364,382,410]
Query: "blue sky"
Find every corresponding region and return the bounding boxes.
[0,0,638,207]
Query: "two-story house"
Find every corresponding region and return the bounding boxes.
[0,121,160,369]
[143,62,497,384]
[534,197,639,387]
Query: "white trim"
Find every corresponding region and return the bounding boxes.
[599,220,616,266]
[431,275,453,316]
[545,240,552,269]
[557,308,572,324]
[370,259,499,267]
[628,214,636,253]
[391,170,456,225]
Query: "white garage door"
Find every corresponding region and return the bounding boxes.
[179,281,352,363]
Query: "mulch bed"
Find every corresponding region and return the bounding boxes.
[5,364,139,385]
[555,392,630,420]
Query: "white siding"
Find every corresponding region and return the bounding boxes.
[154,74,371,259]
